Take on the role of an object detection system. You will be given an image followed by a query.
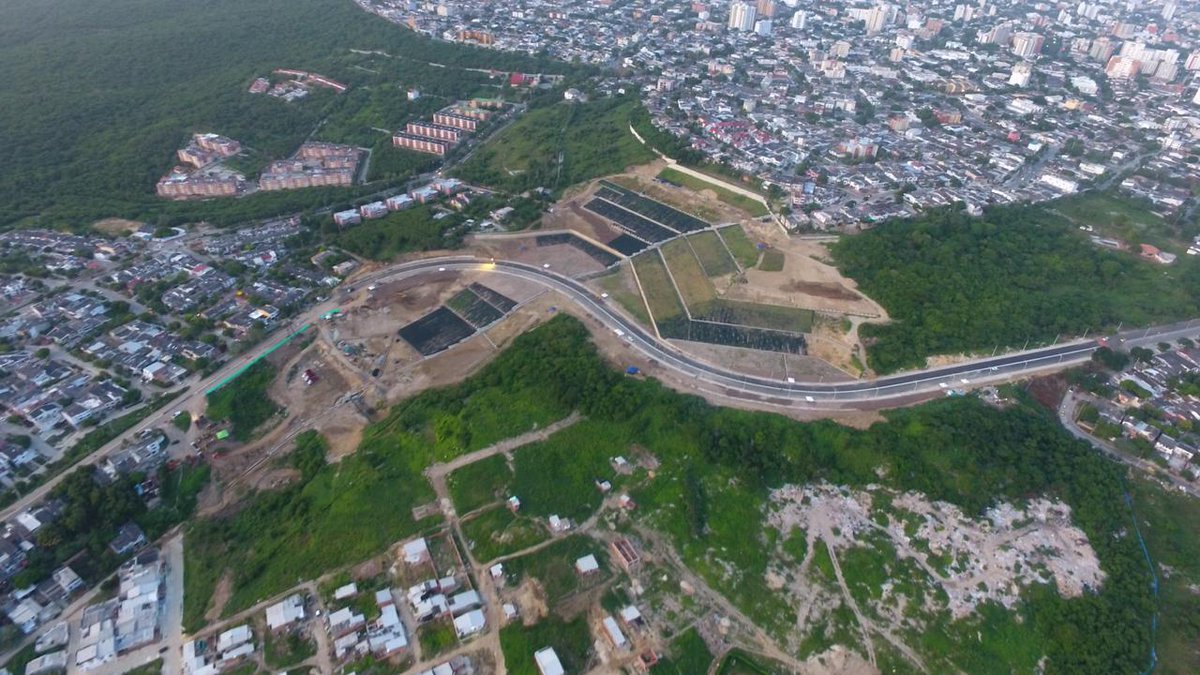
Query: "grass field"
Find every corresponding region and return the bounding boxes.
[718,226,761,269]
[500,616,593,675]
[652,628,714,674]
[503,535,610,602]
[447,454,513,514]
[631,253,687,322]
[457,97,655,195]
[1053,191,1184,251]
[460,506,548,563]
[759,249,785,272]
[659,167,769,217]
[509,419,630,521]
[205,360,279,441]
[687,231,740,276]
[596,267,652,326]
[660,240,717,309]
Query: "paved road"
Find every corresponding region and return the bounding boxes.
[3,254,1195,524]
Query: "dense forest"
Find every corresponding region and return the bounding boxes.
[185,315,1164,672]
[0,0,576,229]
[831,205,1200,373]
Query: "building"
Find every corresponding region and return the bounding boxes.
[728,1,756,31]
[403,538,431,565]
[156,172,243,199]
[1009,62,1033,88]
[1011,32,1044,58]
[609,538,641,572]
[387,194,415,211]
[433,111,481,131]
[1105,55,1141,80]
[864,4,892,35]
[334,210,362,227]
[108,523,146,556]
[266,594,306,631]
[393,133,451,156]
[575,554,600,575]
[453,609,486,638]
[360,202,389,219]
[407,122,463,143]
[535,647,565,675]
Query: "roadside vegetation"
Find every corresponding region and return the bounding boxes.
[205,360,280,440]
[831,204,1200,373]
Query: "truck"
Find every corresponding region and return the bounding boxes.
[625,366,641,376]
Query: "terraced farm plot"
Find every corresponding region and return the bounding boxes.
[718,225,761,269]
[447,288,505,329]
[696,299,814,333]
[468,283,518,312]
[585,198,676,243]
[658,318,808,353]
[607,234,650,256]
[597,180,710,233]
[536,233,619,267]
[661,240,717,308]
[631,253,686,322]
[687,231,739,276]
[398,307,477,356]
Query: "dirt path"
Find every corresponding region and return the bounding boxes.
[425,412,583,484]
[634,526,804,672]
[824,538,877,667]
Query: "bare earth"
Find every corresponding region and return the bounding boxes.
[92,217,144,235]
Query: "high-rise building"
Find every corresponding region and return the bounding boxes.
[1193,88,1200,105]
[789,10,807,29]
[728,1,757,31]
[1011,32,1044,58]
[754,19,773,36]
[755,0,776,18]
[1105,55,1141,80]
[1009,62,1034,87]
[1089,37,1115,63]
[864,4,893,35]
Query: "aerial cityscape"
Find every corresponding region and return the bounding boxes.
[0,0,1198,674]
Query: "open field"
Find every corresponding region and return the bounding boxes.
[595,266,652,326]
[719,226,762,268]
[631,253,686,322]
[460,505,549,563]
[456,97,656,195]
[686,231,739,276]
[659,241,717,309]
[1053,190,1193,252]
[759,249,785,272]
[659,167,769,217]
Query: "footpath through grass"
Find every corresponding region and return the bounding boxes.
[658,167,769,217]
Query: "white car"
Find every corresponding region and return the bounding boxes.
[438,267,446,272]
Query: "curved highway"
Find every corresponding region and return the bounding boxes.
[354,256,1200,405]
